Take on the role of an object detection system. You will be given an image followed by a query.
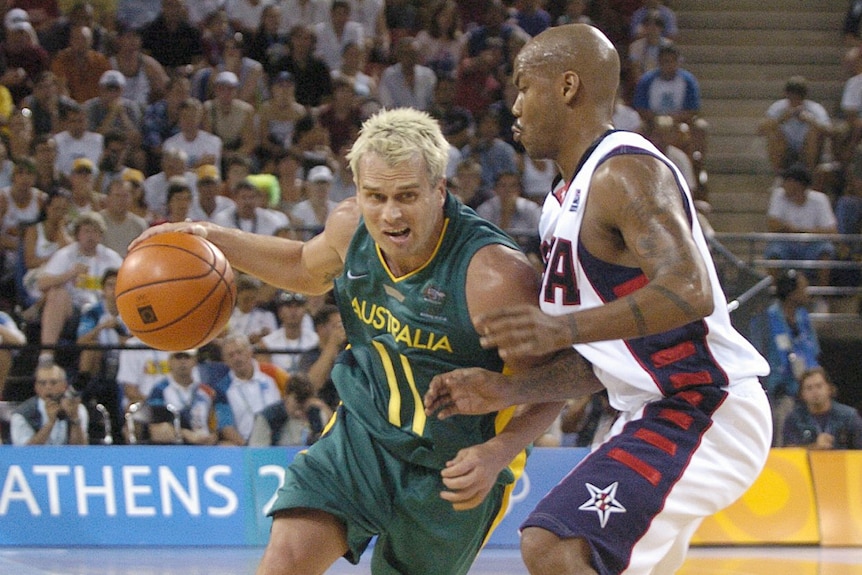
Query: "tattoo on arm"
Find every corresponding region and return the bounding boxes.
[627,295,648,337]
[649,283,699,320]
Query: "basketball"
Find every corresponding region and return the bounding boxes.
[116,232,237,351]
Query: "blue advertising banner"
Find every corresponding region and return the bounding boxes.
[0,446,588,547]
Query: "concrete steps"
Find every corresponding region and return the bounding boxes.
[670,0,848,233]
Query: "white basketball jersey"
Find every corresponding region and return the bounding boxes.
[539,131,768,412]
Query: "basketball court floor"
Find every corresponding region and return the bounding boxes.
[1,545,861,574]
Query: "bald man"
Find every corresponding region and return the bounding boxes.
[424,24,772,575]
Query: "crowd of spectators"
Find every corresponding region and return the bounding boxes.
[0,0,858,449]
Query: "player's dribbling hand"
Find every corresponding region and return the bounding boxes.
[128,221,211,252]
[439,444,507,511]
[424,368,510,419]
[474,305,574,362]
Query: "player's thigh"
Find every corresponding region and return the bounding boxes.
[257,508,348,575]
[371,478,506,575]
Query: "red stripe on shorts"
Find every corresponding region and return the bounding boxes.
[634,428,678,456]
[658,408,693,430]
[650,341,696,368]
[669,371,713,389]
[609,447,662,486]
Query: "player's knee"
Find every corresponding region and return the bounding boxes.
[521,528,596,575]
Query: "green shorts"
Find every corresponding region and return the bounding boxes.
[269,406,510,575]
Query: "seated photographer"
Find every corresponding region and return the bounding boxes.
[248,372,332,447]
[9,361,88,445]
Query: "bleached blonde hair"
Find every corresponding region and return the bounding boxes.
[347,107,450,186]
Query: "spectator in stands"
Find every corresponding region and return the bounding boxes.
[316,76,361,158]
[163,97,223,171]
[765,163,838,287]
[630,0,678,40]
[314,1,364,74]
[189,164,235,222]
[143,147,193,219]
[213,178,286,236]
[32,135,62,193]
[36,211,123,364]
[20,188,71,311]
[213,332,286,445]
[151,176,194,225]
[255,71,305,167]
[6,107,34,163]
[259,291,319,375]
[141,0,204,71]
[461,106,520,195]
[65,157,100,222]
[513,0,551,38]
[455,4,510,117]
[275,24,333,109]
[117,335,171,409]
[99,179,147,257]
[378,36,436,112]
[49,25,109,104]
[214,32,268,105]
[247,3,289,78]
[94,130,132,194]
[109,23,170,112]
[555,0,592,26]
[627,10,672,87]
[783,367,862,449]
[414,0,462,78]
[40,2,108,56]
[120,168,151,223]
[278,0,330,36]
[0,14,49,104]
[751,268,821,446]
[10,361,88,445]
[83,71,143,161]
[229,273,278,345]
[146,348,219,445]
[428,73,474,153]
[297,302,344,411]
[333,42,377,102]
[141,74,190,175]
[0,158,45,284]
[202,71,256,168]
[289,165,338,240]
[75,267,128,443]
[116,0,162,32]
[267,149,305,212]
[759,75,832,176]
[476,170,541,248]
[346,0,389,63]
[248,372,332,446]
[844,0,862,45]
[21,71,63,136]
[53,100,103,179]
[0,309,27,400]
[450,157,490,210]
[226,0,268,37]
[834,151,862,283]
[633,44,705,153]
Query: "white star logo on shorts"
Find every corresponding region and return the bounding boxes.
[579,482,626,528]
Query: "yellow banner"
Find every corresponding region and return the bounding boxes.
[692,448,819,545]
[810,450,862,546]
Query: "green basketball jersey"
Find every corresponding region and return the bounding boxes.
[333,194,522,470]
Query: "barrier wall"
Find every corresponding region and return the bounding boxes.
[0,446,859,548]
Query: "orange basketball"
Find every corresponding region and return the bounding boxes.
[116,232,237,351]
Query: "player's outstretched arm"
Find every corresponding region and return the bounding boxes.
[128,200,360,295]
[424,349,601,419]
